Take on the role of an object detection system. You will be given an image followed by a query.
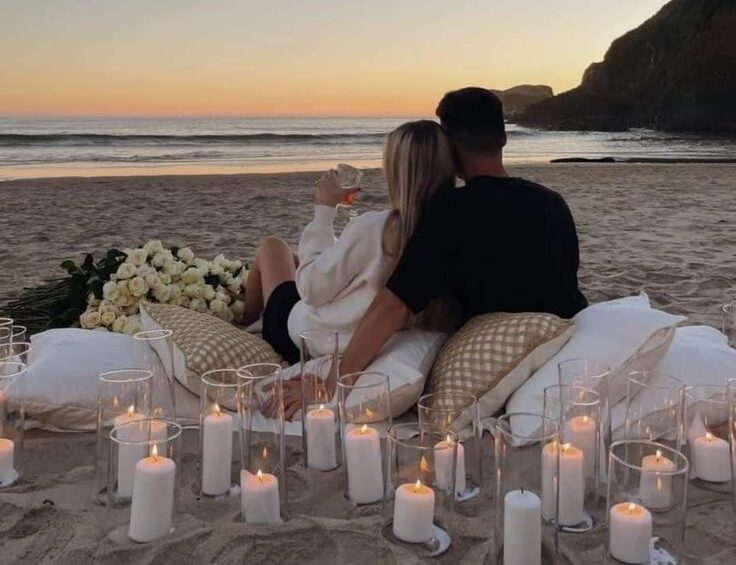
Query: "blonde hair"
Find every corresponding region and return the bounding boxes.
[381,120,455,263]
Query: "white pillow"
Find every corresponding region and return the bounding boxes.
[266,329,447,436]
[3,328,201,431]
[507,294,685,438]
[610,325,736,435]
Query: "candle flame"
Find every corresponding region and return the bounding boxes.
[561,442,572,453]
[319,403,325,411]
[151,444,159,460]
[445,434,454,446]
[582,416,589,423]
[413,479,422,492]
[705,432,714,441]
[365,407,375,419]
[420,455,430,474]
[257,469,264,481]
[627,503,637,513]
[360,424,368,434]
[127,405,135,416]
[262,446,268,459]
[214,402,221,416]
[656,449,662,461]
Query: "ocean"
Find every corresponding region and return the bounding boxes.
[1,116,735,180]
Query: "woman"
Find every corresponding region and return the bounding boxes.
[242,120,455,370]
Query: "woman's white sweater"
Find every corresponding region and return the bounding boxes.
[287,205,391,353]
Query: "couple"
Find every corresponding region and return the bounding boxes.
[244,87,588,419]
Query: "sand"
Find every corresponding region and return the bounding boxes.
[1,164,736,563]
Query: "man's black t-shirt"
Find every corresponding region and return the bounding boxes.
[387,176,587,321]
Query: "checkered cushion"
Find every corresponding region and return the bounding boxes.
[427,312,575,415]
[142,302,283,393]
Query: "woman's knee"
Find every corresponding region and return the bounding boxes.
[259,236,289,252]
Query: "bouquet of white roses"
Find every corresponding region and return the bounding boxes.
[78,240,247,334]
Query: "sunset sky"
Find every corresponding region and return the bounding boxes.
[0,0,670,117]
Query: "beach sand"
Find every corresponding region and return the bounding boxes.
[1,164,735,563]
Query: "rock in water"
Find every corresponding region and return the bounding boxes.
[518,0,736,132]
[490,85,554,120]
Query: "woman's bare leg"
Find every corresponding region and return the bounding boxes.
[242,236,297,326]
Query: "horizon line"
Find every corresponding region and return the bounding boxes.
[0,113,431,120]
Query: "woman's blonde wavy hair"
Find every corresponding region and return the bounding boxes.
[381,120,455,263]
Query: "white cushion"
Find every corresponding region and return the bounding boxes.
[610,325,736,435]
[3,328,200,431]
[507,294,685,438]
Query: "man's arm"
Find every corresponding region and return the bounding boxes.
[338,288,410,377]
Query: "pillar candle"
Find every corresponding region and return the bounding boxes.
[609,502,652,564]
[638,449,675,508]
[563,415,596,478]
[344,424,383,504]
[202,404,234,495]
[503,488,541,565]
[305,404,337,471]
[115,406,145,498]
[393,480,435,543]
[434,435,466,494]
[128,445,176,542]
[541,442,584,525]
[692,432,731,482]
[241,469,281,524]
[0,438,14,480]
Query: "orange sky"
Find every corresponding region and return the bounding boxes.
[0,0,670,117]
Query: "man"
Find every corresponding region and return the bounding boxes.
[280,87,587,417]
[344,85,586,356]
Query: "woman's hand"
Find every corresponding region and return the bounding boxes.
[314,169,360,207]
[260,369,338,421]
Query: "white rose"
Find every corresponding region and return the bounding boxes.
[98,300,120,315]
[112,316,126,333]
[125,248,148,266]
[100,310,117,326]
[202,284,216,302]
[102,280,120,301]
[123,316,141,336]
[145,274,163,290]
[189,297,207,313]
[228,259,243,273]
[163,261,181,276]
[213,254,228,268]
[160,273,172,285]
[209,298,228,315]
[151,249,173,268]
[192,257,208,269]
[124,304,140,316]
[153,285,171,303]
[184,283,203,298]
[227,277,243,294]
[128,276,149,297]
[174,295,189,308]
[136,264,155,278]
[230,300,245,322]
[116,262,137,280]
[215,291,231,305]
[181,268,201,285]
[211,264,225,277]
[143,240,165,255]
[177,247,195,263]
[80,310,101,329]
[168,284,181,300]
[117,279,131,296]
[196,265,209,278]
[115,294,134,308]
[87,293,101,307]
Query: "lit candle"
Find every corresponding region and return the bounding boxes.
[0,438,14,481]
[344,424,383,504]
[393,479,435,543]
[202,403,234,495]
[692,432,731,482]
[609,502,652,564]
[503,488,541,565]
[541,442,584,525]
[305,404,337,470]
[639,449,675,508]
[434,434,466,495]
[115,405,145,498]
[128,445,176,542]
[241,469,281,524]
[563,415,596,478]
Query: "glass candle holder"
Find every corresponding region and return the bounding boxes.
[722,301,734,347]
[237,363,286,524]
[417,390,481,502]
[300,329,340,471]
[198,369,240,498]
[10,325,27,345]
[623,371,684,451]
[337,372,391,506]
[543,385,601,532]
[0,361,26,487]
[684,385,732,492]
[494,413,560,565]
[0,326,10,349]
[559,358,612,484]
[0,341,31,364]
[108,418,182,543]
[133,329,176,420]
[607,440,688,564]
[94,369,153,503]
[384,422,457,557]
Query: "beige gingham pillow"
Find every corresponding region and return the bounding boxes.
[141,303,283,395]
[427,312,575,418]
